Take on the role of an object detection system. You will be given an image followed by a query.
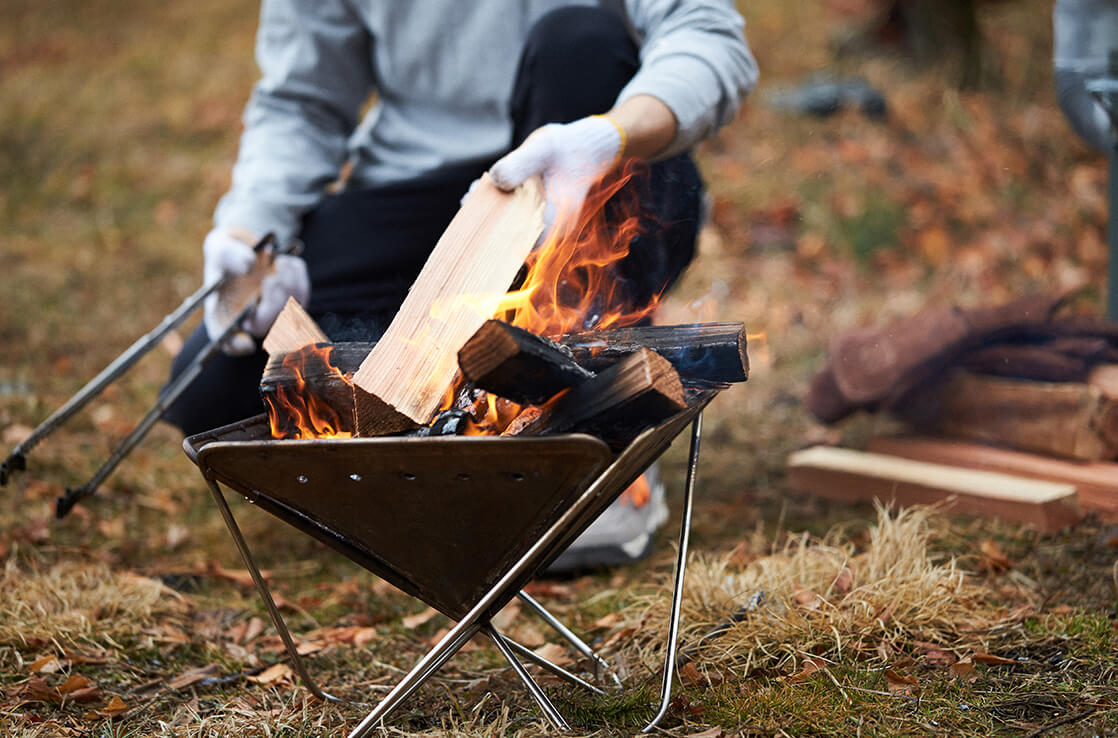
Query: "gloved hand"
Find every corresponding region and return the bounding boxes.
[202,227,310,355]
[490,115,624,240]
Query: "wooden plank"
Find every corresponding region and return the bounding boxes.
[920,370,1118,461]
[786,445,1081,533]
[559,322,749,385]
[517,348,686,449]
[351,176,544,435]
[458,320,594,405]
[262,297,329,357]
[868,435,1118,521]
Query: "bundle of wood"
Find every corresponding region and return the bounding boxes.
[259,174,748,451]
[793,292,1118,530]
[261,301,748,450]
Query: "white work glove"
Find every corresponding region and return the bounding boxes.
[202,227,311,355]
[490,115,624,240]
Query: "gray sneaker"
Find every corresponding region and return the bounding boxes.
[546,462,669,573]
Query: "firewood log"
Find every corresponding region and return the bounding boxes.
[558,322,749,385]
[458,320,594,405]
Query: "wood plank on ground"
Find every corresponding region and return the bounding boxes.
[786,445,1081,533]
[867,435,1118,522]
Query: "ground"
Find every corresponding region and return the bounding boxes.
[1,0,1116,735]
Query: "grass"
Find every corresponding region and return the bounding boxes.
[2,0,1117,735]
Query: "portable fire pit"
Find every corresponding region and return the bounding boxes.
[184,390,715,735]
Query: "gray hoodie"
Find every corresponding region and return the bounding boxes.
[214,0,758,245]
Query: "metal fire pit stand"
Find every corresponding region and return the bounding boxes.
[186,400,710,736]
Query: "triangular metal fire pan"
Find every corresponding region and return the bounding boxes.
[184,398,684,622]
[184,397,710,622]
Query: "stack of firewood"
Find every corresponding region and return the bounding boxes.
[791,292,1118,532]
[261,300,748,450]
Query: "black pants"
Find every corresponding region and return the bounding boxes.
[163,6,704,436]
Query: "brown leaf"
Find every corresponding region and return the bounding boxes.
[790,657,826,684]
[979,539,1013,573]
[246,663,293,685]
[593,612,621,629]
[28,654,67,674]
[680,661,706,687]
[58,674,93,695]
[832,565,854,595]
[973,652,1015,665]
[792,585,823,610]
[102,695,129,716]
[684,728,724,738]
[521,581,572,599]
[402,607,439,630]
[883,668,920,695]
[167,664,220,690]
[66,685,103,703]
[351,627,377,647]
[914,641,955,666]
[950,658,977,682]
[242,617,265,644]
[532,643,572,667]
[25,677,62,703]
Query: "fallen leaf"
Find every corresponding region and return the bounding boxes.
[593,612,621,629]
[684,728,724,738]
[242,617,265,644]
[296,641,325,656]
[25,677,62,703]
[58,674,93,695]
[883,668,920,695]
[533,643,572,667]
[66,685,103,703]
[246,663,293,685]
[521,581,572,599]
[103,695,129,717]
[950,658,977,682]
[167,664,220,690]
[351,627,377,647]
[680,661,706,686]
[972,652,1015,665]
[792,586,823,610]
[979,539,1013,573]
[402,607,439,630]
[831,565,854,595]
[790,657,826,684]
[914,641,955,666]
[490,602,521,631]
[28,655,66,674]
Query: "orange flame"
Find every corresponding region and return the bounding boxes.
[447,161,664,436]
[264,345,354,439]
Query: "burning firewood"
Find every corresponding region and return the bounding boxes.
[458,319,595,405]
[514,348,686,449]
[351,176,544,436]
[558,322,749,386]
[259,342,372,438]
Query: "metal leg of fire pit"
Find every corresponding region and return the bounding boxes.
[497,631,605,696]
[485,624,570,730]
[517,590,620,689]
[641,413,702,734]
[203,474,349,706]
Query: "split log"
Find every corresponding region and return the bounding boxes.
[259,342,372,437]
[262,297,329,357]
[558,322,749,385]
[517,347,686,449]
[458,320,594,405]
[868,436,1118,522]
[898,366,1118,461]
[351,176,544,435]
[786,446,1081,534]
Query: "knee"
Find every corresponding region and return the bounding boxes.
[524,6,636,78]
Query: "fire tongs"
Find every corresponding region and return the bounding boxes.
[184,391,715,735]
[1,233,295,517]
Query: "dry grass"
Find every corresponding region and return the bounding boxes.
[623,505,1003,675]
[0,552,184,650]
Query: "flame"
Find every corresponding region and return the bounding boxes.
[264,344,354,439]
[446,161,664,435]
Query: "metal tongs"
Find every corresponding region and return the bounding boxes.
[2,232,292,518]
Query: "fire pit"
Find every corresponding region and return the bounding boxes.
[184,390,714,735]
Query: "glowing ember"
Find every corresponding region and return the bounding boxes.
[264,345,354,439]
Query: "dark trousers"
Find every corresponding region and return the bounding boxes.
[163,6,703,436]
